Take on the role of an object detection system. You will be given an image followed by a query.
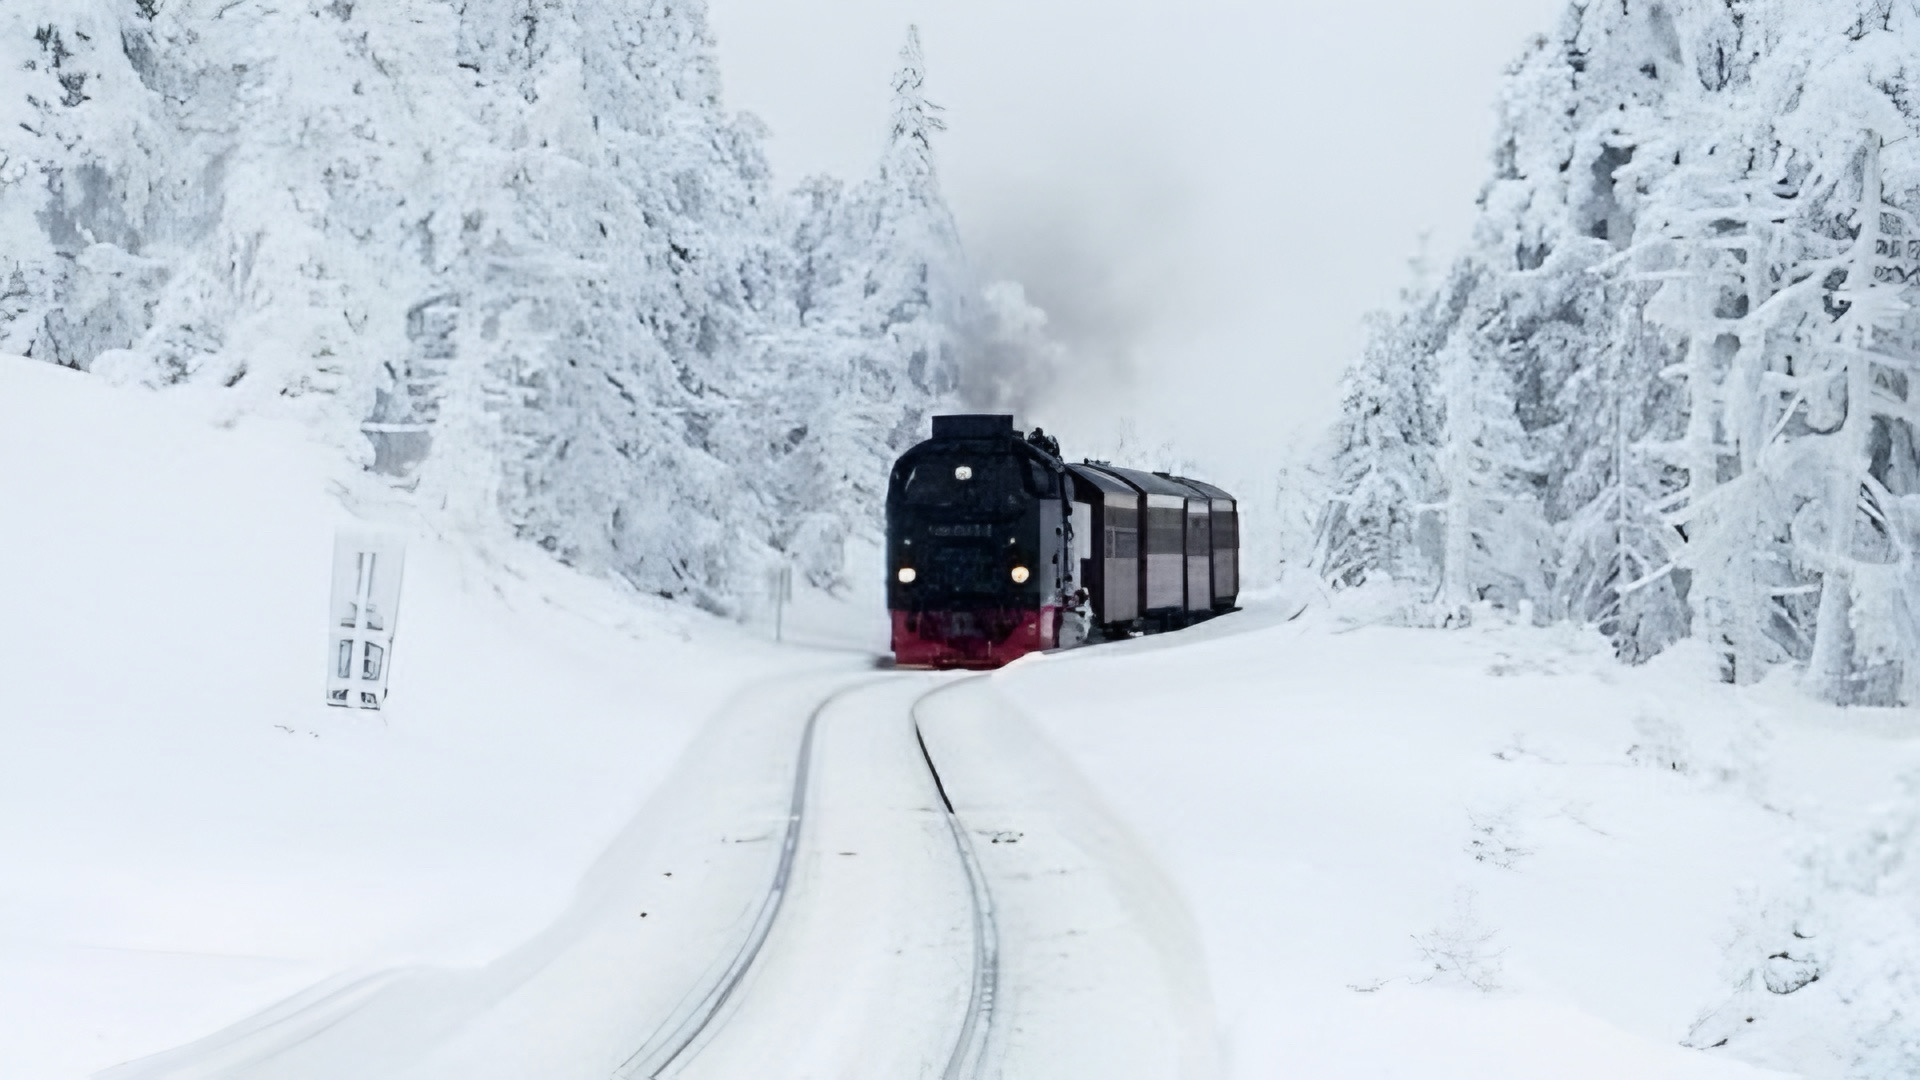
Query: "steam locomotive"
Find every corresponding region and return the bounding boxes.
[886,414,1240,669]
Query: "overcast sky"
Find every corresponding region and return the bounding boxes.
[707,0,1567,469]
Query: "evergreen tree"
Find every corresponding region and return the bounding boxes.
[1320,308,1443,591]
[1800,136,1918,703]
[1323,0,1920,701]
[1552,283,1689,659]
[1431,314,1553,618]
[763,25,977,589]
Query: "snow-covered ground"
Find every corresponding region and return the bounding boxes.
[6,357,1916,1078]
[0,358,870,1078]
[995,593,1920,1078]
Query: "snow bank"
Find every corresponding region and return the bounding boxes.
[0,358,858,1078]
[993,591,1920,1078]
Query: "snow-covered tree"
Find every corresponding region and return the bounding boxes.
[1320,310,1443,591]
[1431,323,1553,618]
[1550,283,1690,660]
[752,26,997,589]
[1323,0,1920,701]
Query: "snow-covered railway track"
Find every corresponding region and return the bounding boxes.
[620,676,1001,1080]
[102,668,1214,1080]
[613,680,872,1078]
[914,682,1000,1080]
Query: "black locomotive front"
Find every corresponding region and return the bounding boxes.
[886,415,1072,668]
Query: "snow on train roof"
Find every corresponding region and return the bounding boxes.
[1082,464,1200,499]
[1063,462,1135,497]
[1166,475,1236,504]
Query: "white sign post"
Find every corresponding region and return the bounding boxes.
[768,561,794,643]
[327,530,406,711]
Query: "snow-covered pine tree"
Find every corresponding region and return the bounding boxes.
[1794,135,1920,704]
[1319,301,1446,592]
[869,26,971,406]
[1,2,178,372]
[441,0,787,609]
[1615,101,1827,685]
[1321,0,1683,627]
[1320,254,1554,619]
[1618,28,1920,702]
[1430,306,1553,619]
[761,25,977,589]
[1551,282,1690,660]
[1325,0,1920,700]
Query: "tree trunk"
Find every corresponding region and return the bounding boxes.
[1807,136,1883,703]
[1440,347,1474,616]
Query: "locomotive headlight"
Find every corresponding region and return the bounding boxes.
[898,567,918,584]
[1010,566,1031,584]
[954,465,973,481]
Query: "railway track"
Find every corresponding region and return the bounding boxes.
[616,676,999,1080]
[914,683,1000,1080]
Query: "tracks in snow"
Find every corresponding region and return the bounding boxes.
[102,668,1213,1080]
[620,676,999,1080]
[613,681,869,1078]
[915,688,1001,1080]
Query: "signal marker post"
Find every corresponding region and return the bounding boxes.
[769,561,793,643]
[328,530,406,711]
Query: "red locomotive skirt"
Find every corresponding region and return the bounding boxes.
[890,607,1059,669]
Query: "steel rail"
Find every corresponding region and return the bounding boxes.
[614,680,873,1079]
[617,676,1000,1080]
[913,679,1001,1080]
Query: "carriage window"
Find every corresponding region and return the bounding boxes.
[1147,508,1183,553]
[1214,511,1238,549]
[1188,511,1210,550]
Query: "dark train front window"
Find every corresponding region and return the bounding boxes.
[901,455,1026,512]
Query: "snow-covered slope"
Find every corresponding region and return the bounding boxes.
[0,358,1208,1080]
[995,585,1920,1078]
[10,356,1920,1080]
[0,356,874,1078]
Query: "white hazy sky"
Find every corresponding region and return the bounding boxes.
[707,0,1567,469]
